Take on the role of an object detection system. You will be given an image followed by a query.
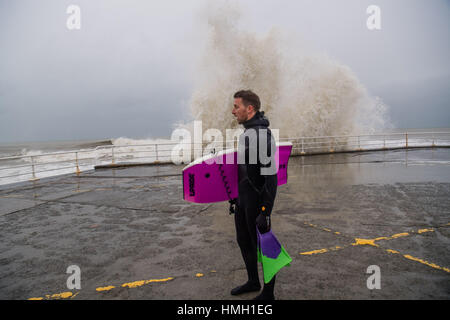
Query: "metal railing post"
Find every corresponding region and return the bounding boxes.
[155,144,159,162]
[30,156,38,181]
[406,132,408,148]
[111,147,115,164]
[75,152,81,176]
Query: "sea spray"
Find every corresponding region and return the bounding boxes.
[181,1,391,139]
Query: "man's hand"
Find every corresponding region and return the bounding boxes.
[228,199,236,215]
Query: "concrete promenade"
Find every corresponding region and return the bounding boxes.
[0,148,449,299]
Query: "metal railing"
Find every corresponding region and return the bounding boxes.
[281,131,450,155]
[1,131,449,185]
[0,149,96,184]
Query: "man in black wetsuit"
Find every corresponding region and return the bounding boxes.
[230,90,278,300]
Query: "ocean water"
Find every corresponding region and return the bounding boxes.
[0,137,171,186]
[0,139,113,159]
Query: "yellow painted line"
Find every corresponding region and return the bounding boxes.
[96,285,115,292]
[121,277,174,289]
[352,238,380,247]
[30,276,175,299]
[28,291,74,300]
[418,228,434,234]
[385,248,449,273]
[47,291,74,299]
[352,228,434,248]
[386,249,400,254]
[122,280,146,288]
[403,255,450,273]
[300,246,345,256]
[303,222,345,236]
[300,248,329,255]
[391,232,409,239]
[300,225,442,257]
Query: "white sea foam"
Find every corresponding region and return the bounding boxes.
[181,2,392,138]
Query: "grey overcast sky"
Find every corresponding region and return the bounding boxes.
[0,0,449,143]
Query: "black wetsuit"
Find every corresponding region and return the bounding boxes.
[233,111,277,298]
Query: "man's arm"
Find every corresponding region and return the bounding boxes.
[256,129,277,233]
[259,172,277,216]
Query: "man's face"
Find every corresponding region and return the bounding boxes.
[232,97,253,124]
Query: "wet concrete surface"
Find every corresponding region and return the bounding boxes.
[0,148,449,299]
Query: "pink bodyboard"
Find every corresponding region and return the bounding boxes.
[182,142,292,203]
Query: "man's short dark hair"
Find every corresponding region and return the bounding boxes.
[234,90,261,112]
